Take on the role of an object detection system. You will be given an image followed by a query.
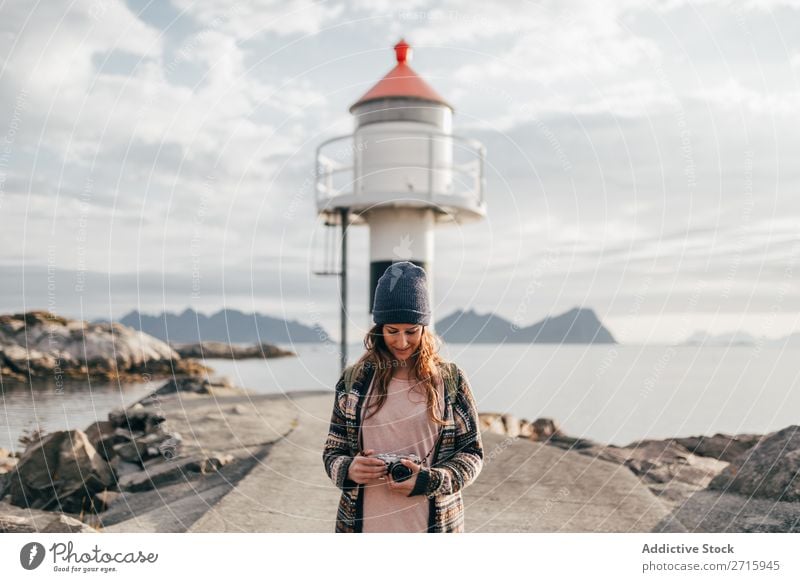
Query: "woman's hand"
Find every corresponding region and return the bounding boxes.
[387,458,421,496]
[347,449,388,485]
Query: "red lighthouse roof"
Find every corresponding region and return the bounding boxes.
[349,39,452,112]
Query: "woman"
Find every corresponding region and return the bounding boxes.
[322,261,483,532]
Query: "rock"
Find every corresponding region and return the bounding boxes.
[84,421,114,448]
[531,418,561,440]
[0,447,18,474]
[117,453,231,492]
[41,514,99,533]
[518,420,534,439]
[137,376,239,406]
[674,432,762,463]
[0,514,40,533]
[501,414,520,438]
[545,434,602,450]
[84,421,128,461]
[0,310,211,381]
[0,512,97,533]
[0,456,18,474]
[171,341,294,359]
[112,431,182,465]
[184,453,234,473]
[110,456,142,479]
[230,404,249,415]
[576,439,729,488]
[108,408,166,433]
[708,425,800,502]
[6,430,115,512]
[94,430,136,462]
[479,414,564,442]
[479,413,507,436]
[92,490,122,512]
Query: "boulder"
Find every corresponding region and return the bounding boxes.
[708,425,800,502]
[92,490,122,512]
[0,512,98,533]
[674,432,762,463]
[117,452,232,493]
[108,407,166,433]
[479,413,507,436]
[531,418,561,440]
[0,447,18,474]
[171,341,294,359]
[112,431,183,465]
[5,430,115,512]
[576,439,729,488]
[0,310,211,381]
[501,414,520,438]
[137,376,239,405]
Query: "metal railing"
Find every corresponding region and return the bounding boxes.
[315,130,486,208]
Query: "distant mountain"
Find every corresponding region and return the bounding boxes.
[771,332,800,348]
[680,330,759,347]
[96,308,332,345]
[435,307,616,344]
[679,329,800,348]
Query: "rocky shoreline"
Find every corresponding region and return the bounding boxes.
[479,413,799,509]
[0,311,209,382]
[0,376,797,533]
[170,341,295,360]
[0,311,297,383]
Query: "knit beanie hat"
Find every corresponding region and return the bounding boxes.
[372,261,431,325]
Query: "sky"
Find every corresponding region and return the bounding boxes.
[1,0,799,345]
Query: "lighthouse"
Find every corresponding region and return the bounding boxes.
[315,39,486,366]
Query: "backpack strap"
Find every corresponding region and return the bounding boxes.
[345,360,460,402]
[440,361,459,403]
[343,362,364,396]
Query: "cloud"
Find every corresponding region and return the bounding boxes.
[171,0,345,39]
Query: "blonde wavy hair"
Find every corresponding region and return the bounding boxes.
[354,323,448,427]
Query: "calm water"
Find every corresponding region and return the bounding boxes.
[2,343,798,451]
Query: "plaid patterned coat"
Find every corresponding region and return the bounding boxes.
[322,360,484,533]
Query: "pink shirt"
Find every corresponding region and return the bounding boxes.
[360,372,444,533]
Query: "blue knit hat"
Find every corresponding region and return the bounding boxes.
[372,261,431,325]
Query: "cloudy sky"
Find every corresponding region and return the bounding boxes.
[1,0,799,344]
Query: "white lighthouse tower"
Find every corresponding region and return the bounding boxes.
[315,39,486,368]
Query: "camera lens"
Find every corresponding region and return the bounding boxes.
[390,462,413,482]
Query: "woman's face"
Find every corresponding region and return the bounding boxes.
[383,323,423,362]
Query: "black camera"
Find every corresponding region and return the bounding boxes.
[374,452,422,482]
